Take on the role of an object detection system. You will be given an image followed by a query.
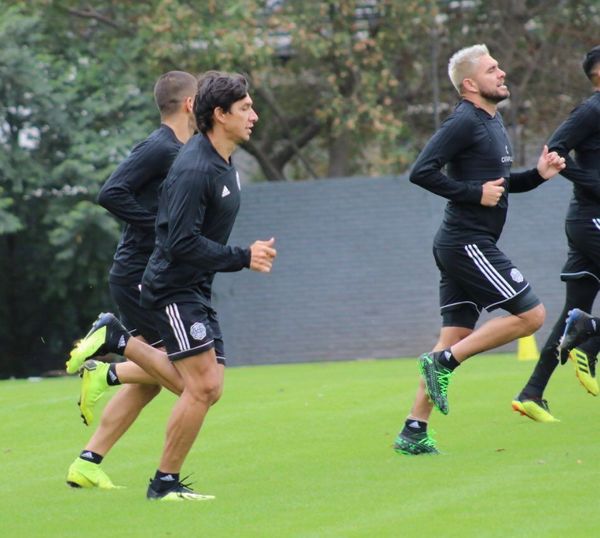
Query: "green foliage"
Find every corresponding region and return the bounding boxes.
[1,0,599,375]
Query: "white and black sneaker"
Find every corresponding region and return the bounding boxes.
[146,478,215,502]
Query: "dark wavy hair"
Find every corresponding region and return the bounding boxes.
[583,46,600,81]
[193,71,249,134]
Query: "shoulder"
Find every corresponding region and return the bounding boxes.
[580,93,600,114]
[438,101,480,136]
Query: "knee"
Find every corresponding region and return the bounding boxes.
[186,378,223,406]
[209,383,224,406]
[520,304,546,335]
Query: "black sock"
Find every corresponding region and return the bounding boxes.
[79,450,103,464]
[403,418,427,435]
[106,364,121,386]
[437,348,460,371]
[151,470,180,492]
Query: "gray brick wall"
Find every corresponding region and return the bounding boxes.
[212,174,574,365]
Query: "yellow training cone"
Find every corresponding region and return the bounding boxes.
[517,335,539,361]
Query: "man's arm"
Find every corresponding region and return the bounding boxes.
[409,113,482,204]
[509,145,565,193]
[166,170,250,272]
[547,101,600,198]
[98,138,177,229]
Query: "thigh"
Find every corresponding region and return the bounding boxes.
[207,310,227,366]
[151,302,220,363]
[109,282,162,345]
[435,242,540,315]
[562,219,600,283]
[434,247,482,328]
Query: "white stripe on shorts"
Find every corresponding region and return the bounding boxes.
[165,303,190,352]
[464,244,516,299]
[593,218,600,231]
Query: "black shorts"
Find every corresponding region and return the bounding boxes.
[561,219,600,283]
[150,302,226,364]
[434,241,541,328]
[109,281,162,346]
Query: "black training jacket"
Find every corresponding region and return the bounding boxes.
[409,99,544,248]
[547,92,600,221]
[98,124,182,285]
[141,133,250,309]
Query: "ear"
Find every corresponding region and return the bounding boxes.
[213,106,228,126]
[462,77,478,93]
[184,96,194,113]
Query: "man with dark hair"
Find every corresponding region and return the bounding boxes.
[65,71,198,489]
[513,45,600,421]
[392,44,565,455]
[67,71,276,500]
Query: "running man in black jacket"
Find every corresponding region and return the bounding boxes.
[142,71,275,501]
[393,44,565,455]
[65,71,197,488]
[67,71,275,499]
[514,46,600,421]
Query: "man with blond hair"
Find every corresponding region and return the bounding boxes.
[393,44,565,455]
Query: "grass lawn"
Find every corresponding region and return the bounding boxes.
[1,354,599,537]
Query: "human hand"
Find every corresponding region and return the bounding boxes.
[537,145,566,180]
[480,178,505,207]
[249,237,277,272]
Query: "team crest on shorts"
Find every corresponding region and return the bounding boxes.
[510,268,524,283]
[190,322,206,341]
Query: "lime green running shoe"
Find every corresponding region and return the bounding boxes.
[393,430,439,455]
[147,478,215,501]
[66,457,123,489]
[569,347,599,396]
[79,360,111,426]
[418,352,453,415]
[65,312,129,374]
[511,396,559,423]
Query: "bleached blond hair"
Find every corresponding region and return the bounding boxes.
[448,44,490,94]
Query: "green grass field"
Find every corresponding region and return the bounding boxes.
[1,354,599,537]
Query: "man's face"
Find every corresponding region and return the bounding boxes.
[223,94,259,143]
[470,54,510,103]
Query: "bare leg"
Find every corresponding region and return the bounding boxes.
[84,383,161,455]
[113,360,181,390]
[122,338,183,395]
[450,304,545,361]
[158,351,224,473]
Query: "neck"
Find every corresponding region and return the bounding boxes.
[207,129,237,162]
[162,115,194,144]
[462,94,497,116]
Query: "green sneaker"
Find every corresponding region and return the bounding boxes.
[393,429,439,455]
[146,478,215,502]
[66,457,122,489]
[418,351,453,415]
[569,347,599,396]
[79,360,111,426]
[511,396,559,423]
[66,313,129,374]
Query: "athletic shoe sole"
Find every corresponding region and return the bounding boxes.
[511,399,559,423]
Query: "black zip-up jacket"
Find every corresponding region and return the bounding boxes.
[141,134,251,309]
[409,99,545,248]
[98,124,182,285]
[547,92,600,221]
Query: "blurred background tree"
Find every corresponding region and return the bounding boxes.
[1,0,598,376]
